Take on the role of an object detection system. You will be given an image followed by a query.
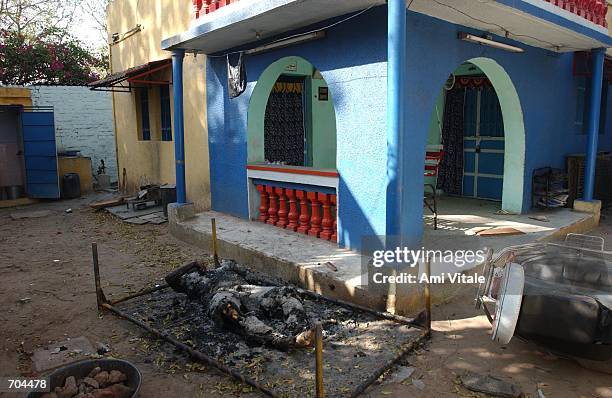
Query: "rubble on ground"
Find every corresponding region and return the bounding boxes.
[41,368,133,398]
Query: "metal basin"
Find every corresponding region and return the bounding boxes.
[27,359,141,398]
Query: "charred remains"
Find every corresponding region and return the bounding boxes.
[167,260,315,350]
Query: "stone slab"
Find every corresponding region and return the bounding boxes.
[124,217,149,225]
[140,212,165,221]
[168,203,195,222]
[31,336,95,373]
[106,205,163,220]
[461,372,521,398]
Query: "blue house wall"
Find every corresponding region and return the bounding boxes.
[206,5,612,252]
[207,7,389,250]
[399,11,612,241]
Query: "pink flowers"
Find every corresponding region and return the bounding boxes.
[50,60,64,71]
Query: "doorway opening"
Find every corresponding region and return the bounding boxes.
[435,63,505,201]
[247,56,337,170]
[0,106,26,200]
[424,58,526,226]
[264,75,307,166]
[246,57,339,242]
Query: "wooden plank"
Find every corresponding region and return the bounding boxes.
[477,227,526,237]
[89,197,125,210]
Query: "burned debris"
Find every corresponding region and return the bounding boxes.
[96,253,424,397]
[168,260,316,350]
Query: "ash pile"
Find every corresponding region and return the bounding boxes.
[169,260,316,351]
[119,260,421,396]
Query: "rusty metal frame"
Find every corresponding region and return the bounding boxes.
[126,62,172,86]
[91,242,431,397]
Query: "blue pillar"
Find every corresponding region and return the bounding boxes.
[386,0,406,236]
[584,48,605,201]
[172,49,187,204]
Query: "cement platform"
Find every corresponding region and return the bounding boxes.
[169,197,596,314]
[423,197,597,274]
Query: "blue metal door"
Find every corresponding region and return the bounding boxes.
[21,110,60,198]
[463,87,505,201]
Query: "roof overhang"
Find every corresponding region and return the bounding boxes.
[408,0,612,53]
[161,0,385,53]
[161,0,612,55]
[88,59,172,92]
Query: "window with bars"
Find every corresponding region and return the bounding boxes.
[264,76,307,166]
[160,85,172,141]
[139,89,151,141]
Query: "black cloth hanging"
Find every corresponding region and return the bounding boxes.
[227,52,247,98]
[437,87,465,196]
[264,79,306,166]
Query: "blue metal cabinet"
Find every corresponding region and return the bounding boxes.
[21,110,60,199]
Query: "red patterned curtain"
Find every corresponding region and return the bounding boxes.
[454,76,492,89]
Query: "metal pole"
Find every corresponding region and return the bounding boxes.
[211,218,220,266]
[102,303,279,397]
[350,333,428,397]
[315,323,324,398]
[172,49,187,204]
[385,0,407,236]
[109,284,169,305]
[424,259,432,334]
[92,243,106,310]
[584,47,606,201]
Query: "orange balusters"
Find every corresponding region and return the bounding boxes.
[296,190,310,234]
[319,193,333,241]
[255,184,338,244]
[204,0,232,14]
[266,186,278,226]
[286,189,299,232]
[256,185,268,223]
[308,192,322,237]
[208,0,218,12]
[276,187,288,228]
[331,194,338,242]
[192,0,203,18]
[546,0,607,26]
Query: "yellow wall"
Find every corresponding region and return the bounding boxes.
[0,87,32,107]
[107,0,210,211]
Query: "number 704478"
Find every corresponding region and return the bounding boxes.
[1,378,50,392]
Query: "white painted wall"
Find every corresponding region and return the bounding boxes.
[30,86,117,182]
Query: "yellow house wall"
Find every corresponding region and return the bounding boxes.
[107,0,210,211]
[0,87,32,107]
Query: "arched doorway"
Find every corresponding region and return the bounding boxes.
[245,56,339,243]
[426,57,525,214]
[247,56,337,169]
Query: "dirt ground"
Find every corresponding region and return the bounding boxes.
[1,196,611,397]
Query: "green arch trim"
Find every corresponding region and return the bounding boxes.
[247,56,337,168]
[467,57,526,214]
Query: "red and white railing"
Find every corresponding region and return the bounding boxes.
[255,185,337,241]
[247,165,339,243]
[193,0,237,18]
[192,0,608,27]
[545,0,608,27]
